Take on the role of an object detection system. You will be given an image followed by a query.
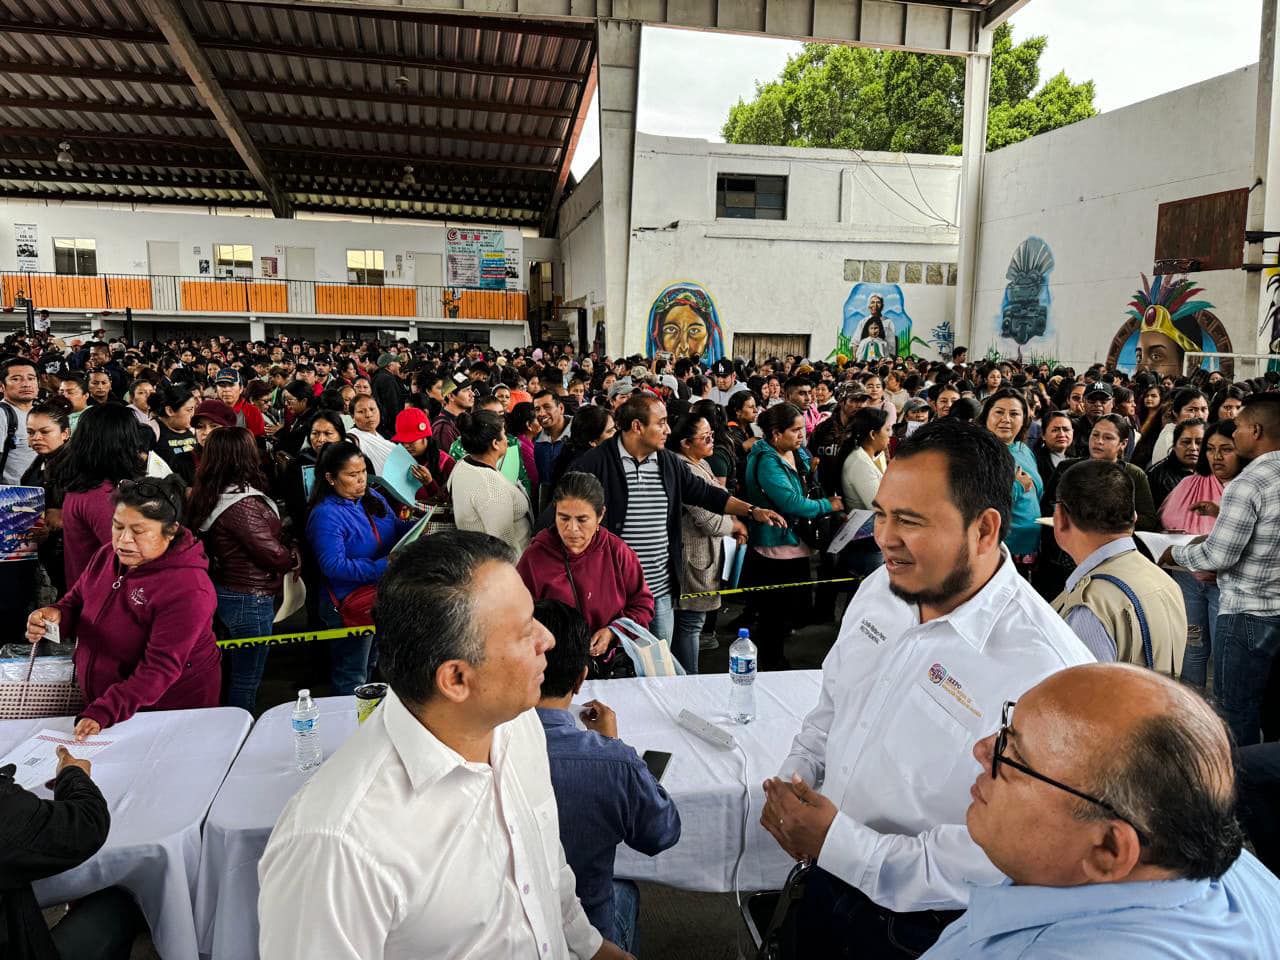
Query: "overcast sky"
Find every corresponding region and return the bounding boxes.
[569,0,1264,178]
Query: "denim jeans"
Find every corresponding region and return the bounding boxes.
[1171,570,1220,690]
[671,608,706,675]
[611,878,640,955]
[1216,612,1280,747]
[649,592,674,646]
[319,594,375,696]
[215,588,276,713]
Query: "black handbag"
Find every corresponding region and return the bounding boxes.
[561,548,636,680]
[751,454,837,552]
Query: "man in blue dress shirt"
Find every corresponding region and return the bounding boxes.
[924,662,1280,959]
[533,600,681,954]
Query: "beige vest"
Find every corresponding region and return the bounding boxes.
[1052,548,1188,676]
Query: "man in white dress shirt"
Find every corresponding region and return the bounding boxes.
[761,419,1094,956]
[258,530,633,960]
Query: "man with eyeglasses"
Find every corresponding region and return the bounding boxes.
[920,663,1280,959]
[760,420,1093,957]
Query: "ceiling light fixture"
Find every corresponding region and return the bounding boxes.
[55,141,74,166]
[399,164,416,187]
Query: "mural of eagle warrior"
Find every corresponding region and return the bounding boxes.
[1001,237,1055,345]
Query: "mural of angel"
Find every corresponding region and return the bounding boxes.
[1000,237,1054,345]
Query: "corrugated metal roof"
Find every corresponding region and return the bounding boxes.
[0,0,594,225]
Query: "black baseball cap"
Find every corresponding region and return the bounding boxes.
[712,359,735,377]
[1085,382,1114,399]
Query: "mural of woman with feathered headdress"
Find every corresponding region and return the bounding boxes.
[646,282,726,362]
[1108,274,1233,378]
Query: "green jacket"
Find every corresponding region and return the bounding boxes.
[744,441,836,548]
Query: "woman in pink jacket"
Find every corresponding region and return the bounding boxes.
[27,475,221,739]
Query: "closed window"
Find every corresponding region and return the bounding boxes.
[716,174,787,220]
[347,249,385,285]
[53,238,97,276]
[214,243,253,278]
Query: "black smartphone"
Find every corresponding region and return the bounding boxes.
[642,750,672,782]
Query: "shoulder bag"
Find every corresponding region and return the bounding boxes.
[750,454,836,552]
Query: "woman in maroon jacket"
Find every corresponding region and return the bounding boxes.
[187,428,297,712]
[517,472,653,673]
[26,475,221,740]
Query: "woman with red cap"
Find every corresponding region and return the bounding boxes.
[390,408,455,505]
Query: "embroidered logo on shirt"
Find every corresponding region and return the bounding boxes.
[129,587,147,607]
[858,619,886,644]
[926,663,982,718]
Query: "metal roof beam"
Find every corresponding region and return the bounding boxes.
[0,147,247,172]
[0,20,583,84]
[0,60,576,120]
[0,96,211,121]
[291,201,539,226]
[291,183,545,212]
[0,125,227,149]
[138,0,292,217]
[263,141,558,174]
[0,187,270,208]
[232,0,595,41]
[0,167,256,189]
[222,0,986,56]
[541,52,595,235]
[244,112,564,150]
[982,0,1033,27]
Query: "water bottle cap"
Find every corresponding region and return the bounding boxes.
[737,628,749,638]
[298,688,310,699]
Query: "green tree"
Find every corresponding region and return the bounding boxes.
[721,22,1095,155]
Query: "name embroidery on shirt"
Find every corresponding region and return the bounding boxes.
[858,619,886,644]
[927,663,982,719]
[129,587,147,607]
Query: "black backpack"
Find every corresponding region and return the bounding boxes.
[0,401,18,479]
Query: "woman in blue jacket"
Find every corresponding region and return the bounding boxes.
[742,402,842,669]
[980,388,1043,578]
[306,440,415,694]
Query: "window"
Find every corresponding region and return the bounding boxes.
[214,244,253,278]
[418,326,491,347]
[716,174,787,220]
[347,249,385,285]
[53,238,97,276]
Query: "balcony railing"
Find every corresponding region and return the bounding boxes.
[0,271,528,324]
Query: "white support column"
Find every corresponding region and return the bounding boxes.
[594,18,641,356]
[249,318,266,341]
[953,27,994,356]
[1249,0,1280,356]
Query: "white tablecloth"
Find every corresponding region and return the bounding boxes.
[0,707,252,960]
[195,696,358,960]
[579,671,821,894]
[195,672,820,960]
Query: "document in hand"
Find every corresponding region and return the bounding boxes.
[827,509,875,554]
[391,506,437,553]
[1134,531,1196,568]
[378,444,424,508]
[0,728,115,789]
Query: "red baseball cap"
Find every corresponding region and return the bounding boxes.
[391,408,432,443]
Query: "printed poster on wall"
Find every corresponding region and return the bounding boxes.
[505,247,521,290]
[445,228,506,290]
[15,224,38,272]
[260,256,279,278]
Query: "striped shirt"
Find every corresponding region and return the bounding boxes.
[618,439,671,599]
[1174,450,1280,616]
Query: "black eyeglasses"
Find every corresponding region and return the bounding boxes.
[992,701,1146,843]
[118,478,181,519]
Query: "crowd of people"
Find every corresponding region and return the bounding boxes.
[2,324,1280,959]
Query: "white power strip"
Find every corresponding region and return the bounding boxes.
[676,708,737,750]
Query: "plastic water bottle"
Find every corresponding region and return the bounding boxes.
[729,628,757,724]
[292,689,322,772]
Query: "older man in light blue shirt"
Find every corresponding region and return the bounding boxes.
[923,663,1280,960]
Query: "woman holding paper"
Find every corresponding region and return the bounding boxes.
[447,410,532,555]
[836,407,891,579]
[1158,419,1245,690]
[307,440,415,695]
[25,475,221,739]
[187,428,297,712]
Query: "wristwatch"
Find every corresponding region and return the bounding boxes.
[749,505,765,521]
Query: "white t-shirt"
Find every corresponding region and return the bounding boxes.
[0,400,35,485]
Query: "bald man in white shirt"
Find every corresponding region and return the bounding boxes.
[258,531,633,960]
[761,420,1093,957]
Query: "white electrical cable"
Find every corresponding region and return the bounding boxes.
[731,739,752,913]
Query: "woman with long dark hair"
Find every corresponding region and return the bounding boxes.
[306,440,414,694]
[548,403,616,491]
[979,388,1042,576]
[742,402,843,668]
[20,397,73,597]
[55,404,148,588]
[151,383,198,469]
[281,409,347,528]
[447,410,533,555]
[188,427,296,711]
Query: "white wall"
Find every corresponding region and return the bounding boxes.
[0,203,525,288]
[623,134,962,358]
[559,161,605,320]
[974,66,1257,368]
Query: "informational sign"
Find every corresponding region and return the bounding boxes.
[0,486,44,562]
[260,256,278,278]
[15,224,38,272]
[505,247,521,290]
[445,228,506,290]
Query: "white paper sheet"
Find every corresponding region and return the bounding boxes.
[828,509,875,554]
[0,728,115,789]
[391,505,437,552]
[1134,531,1196,567]
[274,572,306,624]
